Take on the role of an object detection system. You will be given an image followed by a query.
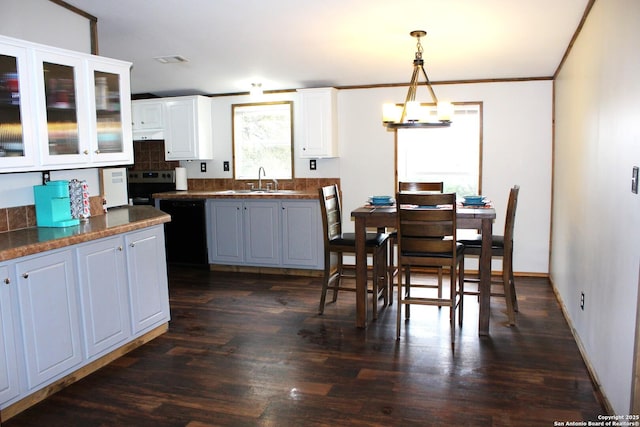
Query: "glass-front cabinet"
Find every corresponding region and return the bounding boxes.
[0,42,38,170]
[86,59,133,164]
[35,50,88,166]
[0,34,132,173]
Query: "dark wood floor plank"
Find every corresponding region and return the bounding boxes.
[2,267,605,426]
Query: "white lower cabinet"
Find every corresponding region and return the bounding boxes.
[207,200,244,263]
[15,250,83,390]
[0,264,20,405]
[243,201,281,266]
[125,226,170,334]
[207,199,323,269]
[0,224,170,412]
[76,237,131,358]
[281,200,322,269]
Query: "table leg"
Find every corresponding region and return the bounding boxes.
[478,217,493,335]
[355,216,368,328]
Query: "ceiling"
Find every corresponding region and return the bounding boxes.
[64,0,590,97]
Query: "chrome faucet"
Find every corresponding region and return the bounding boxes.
[272,178,278,191]
[258,166,266,190]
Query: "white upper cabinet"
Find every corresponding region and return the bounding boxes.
[0,34,133,172]
[86,57,133,165]
[131,99,165,140]
[164,95,213,160]
[297,87,339,158]
[0,38,39,171]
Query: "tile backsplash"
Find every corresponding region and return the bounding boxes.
[131,140,179,171]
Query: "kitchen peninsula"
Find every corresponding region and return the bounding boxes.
[153,188,326,273]
[0,205,171,421]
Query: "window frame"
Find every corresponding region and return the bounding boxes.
[394,101,483,196]
[232,101,294,180]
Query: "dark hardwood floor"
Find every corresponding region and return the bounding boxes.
[3,266,606,426]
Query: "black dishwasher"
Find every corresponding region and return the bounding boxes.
[159,199,208,266]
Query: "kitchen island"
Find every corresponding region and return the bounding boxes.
[0,206,171,421]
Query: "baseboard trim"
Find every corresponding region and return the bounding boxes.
[548,277,613,414]
[0,323,168,422]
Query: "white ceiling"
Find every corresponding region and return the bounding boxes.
[65,0,589,97]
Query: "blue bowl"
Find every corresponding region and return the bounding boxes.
[463,195,484,203]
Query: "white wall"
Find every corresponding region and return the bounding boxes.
[0,0,91,53]
[552,0,640,413]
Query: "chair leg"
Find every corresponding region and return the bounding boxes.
[458,258,464,327]
[502,258,516,326]
[437,267,443,299]
[405,266,411,319]
[396,264,402,340]
[509,252,518,312]
[450,265,456,349]
[332,254,343,303]
[318,264,332,314]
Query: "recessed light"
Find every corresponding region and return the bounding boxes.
[153,55,189,64]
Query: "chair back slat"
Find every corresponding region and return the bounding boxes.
[319,184,343,243]
[399,181,444,192]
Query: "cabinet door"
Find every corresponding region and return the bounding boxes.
[87,59,133,165]
[281,200,322,268]
[164,96,212,160]
[164,97,197,160]
[132,100,164,130]
[15,250,82,390]
[76,237,131,358]
[0,264,20,405]
[297,88,338,158]
[244,200,280,265]
[34,49,91,166]
[125,226,170,334]
[0,40,38,172]
[207,199,244,264]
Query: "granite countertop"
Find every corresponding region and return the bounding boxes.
[153,190,319,200]
[0,205,170,262]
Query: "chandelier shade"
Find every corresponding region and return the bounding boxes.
[383,30,452,129]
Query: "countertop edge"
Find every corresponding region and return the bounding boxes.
[152,190,319,200]
[0,206,171,262]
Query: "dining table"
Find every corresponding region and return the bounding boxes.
[351,203,496,335]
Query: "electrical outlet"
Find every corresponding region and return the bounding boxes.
[580,292,585,310]
[200,162,207,173]
[223,161,230,172]
[309,159,317,170]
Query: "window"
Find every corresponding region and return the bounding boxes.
[232,101,294,179]
[396,102,482,196]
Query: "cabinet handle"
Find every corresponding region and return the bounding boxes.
[83,150,89,155]
[3,278,9,285]
[95,149,101,154]
[22,273,29,279]
[118,246,123,251]
[130,243,135,247]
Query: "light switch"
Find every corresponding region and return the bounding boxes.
[632,166,638,194]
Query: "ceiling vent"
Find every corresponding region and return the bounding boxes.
[153,55,189,64]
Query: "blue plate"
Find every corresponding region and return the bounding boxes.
[462,201,486,207]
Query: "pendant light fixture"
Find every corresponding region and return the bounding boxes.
[382,30,452,129]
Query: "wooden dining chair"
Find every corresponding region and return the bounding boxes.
[388,182,444,305]
[458,185,519,326]
[395,192,464,347]
[318,184,389,319]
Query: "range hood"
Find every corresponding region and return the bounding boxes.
[133,129,164,141]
